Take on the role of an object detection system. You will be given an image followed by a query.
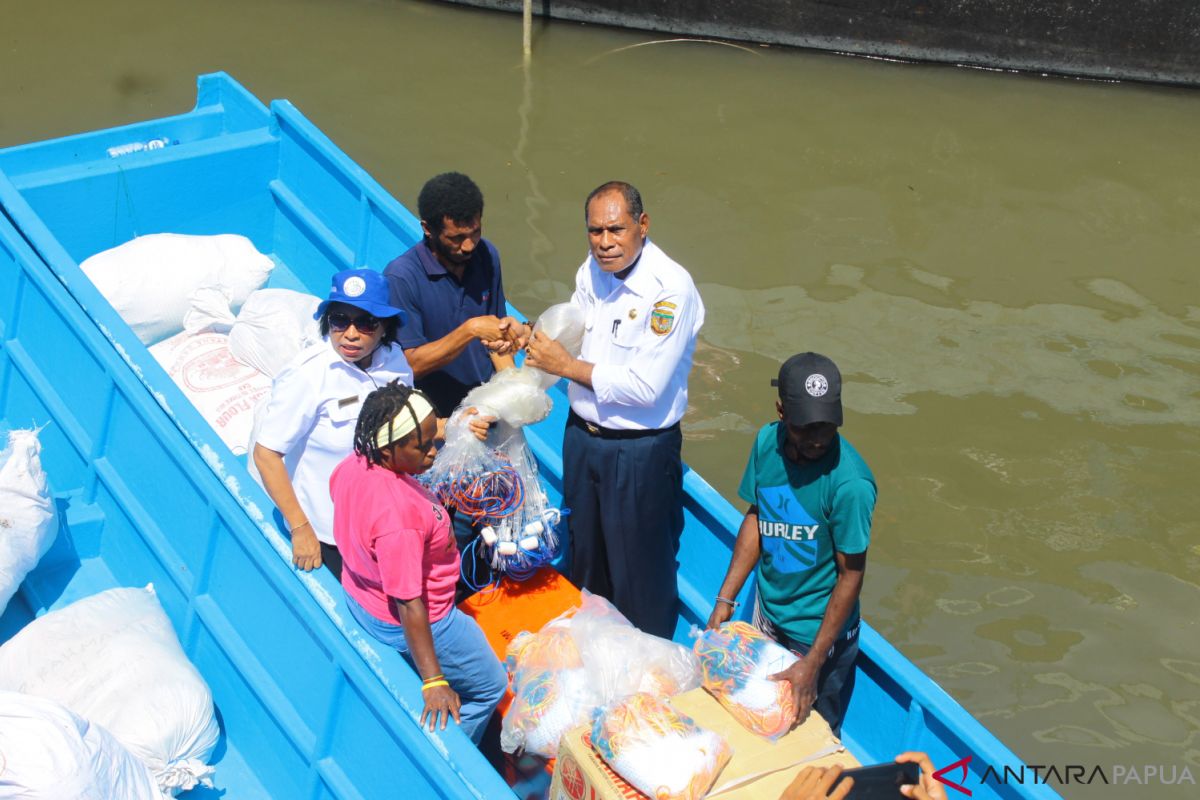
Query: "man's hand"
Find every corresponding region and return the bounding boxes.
[706,601,733,631]
[770,652,821,723]
[896,752,948,800]
[481,337,515,355]
[524,330,573,376]
[291,524,322,571]
[466,315,505,342]
[778,764,851,800]
[498,316,531,350]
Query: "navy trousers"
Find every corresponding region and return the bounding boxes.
[563,414,683,638]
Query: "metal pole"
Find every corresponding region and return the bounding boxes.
[523,0,532,55]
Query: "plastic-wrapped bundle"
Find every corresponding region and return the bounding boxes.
[501,621,598,758]
[591,693,732,800]
[569,593,700,702]
[524,302,585,391]
[693,621,799,740]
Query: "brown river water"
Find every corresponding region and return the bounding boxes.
[3,2,1198,797]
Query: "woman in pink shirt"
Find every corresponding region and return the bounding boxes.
[330,381,506,743]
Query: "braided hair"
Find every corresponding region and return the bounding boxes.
[353,380,434,467]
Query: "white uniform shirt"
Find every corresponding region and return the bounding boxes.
[568,240,705,430]
[256,340,414,544]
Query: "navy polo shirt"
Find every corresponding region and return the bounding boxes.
[383,238,507,416]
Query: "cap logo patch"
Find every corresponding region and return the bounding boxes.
[805,374,829,397]
[343,276,367,297]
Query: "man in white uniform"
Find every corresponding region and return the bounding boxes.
[525,181,705,637]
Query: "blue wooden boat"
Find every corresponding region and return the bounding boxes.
[0,74,1058,799]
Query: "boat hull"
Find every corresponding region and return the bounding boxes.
[0,74,1058,799]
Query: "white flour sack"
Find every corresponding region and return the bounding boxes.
[150,330,272,455]
[80,233,274,345]
[227,288,322,378]
[0,585,220,795]
[0,428,57,614]
[0,691,161,799]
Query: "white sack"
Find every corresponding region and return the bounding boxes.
[0,585,220,795]
[150,330,273,456]
[0,429,57,614]
[0,691,161,799]
[80,233,274,345]
[227,289,322,378]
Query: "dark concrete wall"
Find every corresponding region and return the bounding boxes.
[443,0,1200,86]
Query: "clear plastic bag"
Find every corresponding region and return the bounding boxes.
[525,302,585,391]
[569,593,700,702]
[591,693,732,800]
[692,620,799,740]
[500,619,597,758]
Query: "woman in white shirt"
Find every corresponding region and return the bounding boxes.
[253,268,417,579]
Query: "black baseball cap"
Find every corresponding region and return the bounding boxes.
[772,352,843,427]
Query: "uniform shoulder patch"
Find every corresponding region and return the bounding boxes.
[650,300,677,336]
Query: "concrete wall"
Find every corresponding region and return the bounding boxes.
[443,0,1200,86]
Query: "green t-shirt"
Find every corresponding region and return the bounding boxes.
[737,422,876,645]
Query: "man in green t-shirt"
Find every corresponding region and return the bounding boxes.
[708,352,876,736]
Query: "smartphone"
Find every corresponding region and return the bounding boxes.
[831,761,922,799]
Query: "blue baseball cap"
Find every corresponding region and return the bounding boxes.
[314,269,407,324]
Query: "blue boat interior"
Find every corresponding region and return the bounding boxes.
[0,73,1055,799]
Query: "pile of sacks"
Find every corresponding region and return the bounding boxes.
[0,428,220,797]
[502,593,730,800]
[80,233,322,456]
[0,586,221,798]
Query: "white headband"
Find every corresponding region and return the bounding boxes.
[374,393,435,450]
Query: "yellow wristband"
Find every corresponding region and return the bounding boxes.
[422,674,445,685]
[421,680,450,691]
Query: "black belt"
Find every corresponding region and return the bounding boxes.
[568,410,679,440]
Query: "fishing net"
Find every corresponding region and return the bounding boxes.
[693,620,799,740]
[590,692,731,800]
[501,621,596,758]
[421,303,585,587]
[500,593,702,759]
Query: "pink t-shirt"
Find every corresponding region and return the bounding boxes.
[330,454,460,625]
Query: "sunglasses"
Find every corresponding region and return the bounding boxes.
[327,311,381,333]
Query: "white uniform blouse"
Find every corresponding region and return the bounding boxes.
[567,240,705,430]
[256,340,414,545]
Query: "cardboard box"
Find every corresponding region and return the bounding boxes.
[548,687,859,800]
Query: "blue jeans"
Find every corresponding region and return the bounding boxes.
[345,593,507,744]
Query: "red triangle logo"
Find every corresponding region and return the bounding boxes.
[933,755,974,796]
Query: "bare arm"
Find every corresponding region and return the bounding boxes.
[253,443,321,571]
[393,596,461,731]
[404,316,506,379]
[707,506,761,629]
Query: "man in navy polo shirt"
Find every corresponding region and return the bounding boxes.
[384,172,523,418]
